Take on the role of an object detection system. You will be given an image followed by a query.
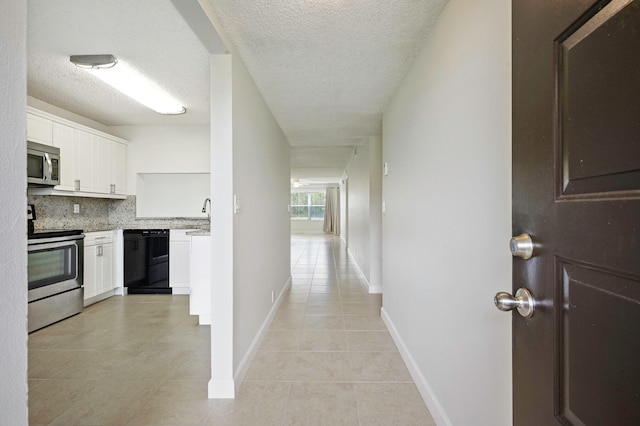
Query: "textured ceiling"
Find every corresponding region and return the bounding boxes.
[27,0,211,125]
[207,0,448,148]
[27,0,447,180]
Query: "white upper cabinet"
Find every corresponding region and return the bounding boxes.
[52,123,76,191]
[28,107,128,199]
[92,135,110,194]
[109,140,127,196]
[27,113,53,145]
[74,129,98,193]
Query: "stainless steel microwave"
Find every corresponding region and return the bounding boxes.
[27,141,60,186]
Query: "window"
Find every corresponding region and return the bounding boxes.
[291,192,325,220]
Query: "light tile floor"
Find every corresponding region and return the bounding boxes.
[28,234,435,425]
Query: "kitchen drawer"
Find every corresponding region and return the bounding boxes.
[84,230,114,246]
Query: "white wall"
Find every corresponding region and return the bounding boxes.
[291,220,324,233]
[346,144,371,281]
[109,125,210,194]
[381,0,512,425]
[0,1,28,424]
[340,176,348,246]
[368,135,382,293]
[230,53,291,377]
[209,54,235,397]
[344,136,383,292]
[198,3,290,397]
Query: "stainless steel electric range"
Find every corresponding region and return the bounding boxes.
[27,228,85,333]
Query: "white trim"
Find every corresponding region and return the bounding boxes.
[27,188,127,199]
[346,248,381,293]
[208,378,235,399]
[170,287,190,295]
[368,284,382,294]
[83,289,116,307]
[208,53,235,400]
[233,276,292,388]
[347,247,371,287]
[381,307,453,426]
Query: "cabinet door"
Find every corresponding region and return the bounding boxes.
[74,130,96,192]
[52,123,77,191]
[189,236,211,321]
[100,243,114,292]
[84,244,98,300]
[27,113,53,145]
[94,136,111,194]
[109,141,127,195]
[169,239,190,288]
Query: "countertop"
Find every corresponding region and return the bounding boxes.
[34,225,210,234]
[185,229,211,236]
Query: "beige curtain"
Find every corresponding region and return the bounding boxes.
[323,187,340,235]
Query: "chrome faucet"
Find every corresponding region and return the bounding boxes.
[202,198,211,221]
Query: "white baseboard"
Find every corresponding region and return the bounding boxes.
[233,275,292,388]
[290,232,325,235]
[368,285,383,294]
[84,289,116,307]
[199,314,211,325]
[381,307,453,426]
[171,287,190,295]
[208,378,235,399]
[347,247,370,288]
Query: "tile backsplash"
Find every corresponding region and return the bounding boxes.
[28,195,209,232]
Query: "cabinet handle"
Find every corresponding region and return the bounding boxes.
[74,179,80,191]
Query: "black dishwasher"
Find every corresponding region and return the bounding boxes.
[123,229,171,294]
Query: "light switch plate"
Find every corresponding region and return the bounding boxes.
[73,204,80,214]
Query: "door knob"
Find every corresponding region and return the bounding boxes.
[494,288,535,318]
[510,234,534,259]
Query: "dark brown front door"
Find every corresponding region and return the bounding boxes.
[512,0,640,424]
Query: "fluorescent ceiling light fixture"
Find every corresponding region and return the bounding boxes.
[70,54,186,115]
[70,54,117,69]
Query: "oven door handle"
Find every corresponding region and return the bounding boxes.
[28,239,81,252]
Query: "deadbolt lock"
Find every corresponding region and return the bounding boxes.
[510,234,534,259]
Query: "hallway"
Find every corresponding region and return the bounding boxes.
[28,234,434,425]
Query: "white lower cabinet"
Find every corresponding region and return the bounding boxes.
[84,230,116,306]
[189,235,211,325]
[169,230,191,294]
